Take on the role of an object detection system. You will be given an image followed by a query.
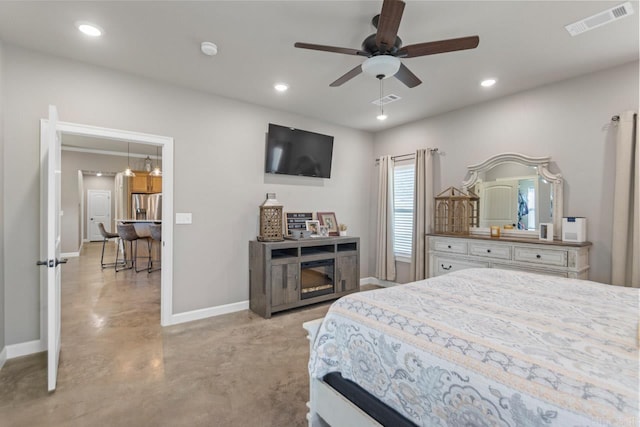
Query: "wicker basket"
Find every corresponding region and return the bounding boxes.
[434,187,479,235]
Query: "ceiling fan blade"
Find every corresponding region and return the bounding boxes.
[375,0,405,53]
[394,63,421,88]
[294,42,367,56]
[330,65,363,87]
[397,36,479,58]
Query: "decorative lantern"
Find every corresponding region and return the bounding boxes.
[258,193,284,242]
[434,187,480,235]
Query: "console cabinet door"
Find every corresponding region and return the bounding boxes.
[271,262,299,307]
[336,255,358,292]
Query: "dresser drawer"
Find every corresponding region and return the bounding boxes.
[513,246,568,267]
[492,263,568,278]
[468,242,511,260]
[432,239,468,255]
[434,256,489,276]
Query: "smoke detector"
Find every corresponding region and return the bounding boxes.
[201,42,218,56]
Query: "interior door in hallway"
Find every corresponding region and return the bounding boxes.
[88,190,111,241]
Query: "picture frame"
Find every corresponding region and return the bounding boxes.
[317,212,338,236]
[305,220,320,235]
[539,223,554,241]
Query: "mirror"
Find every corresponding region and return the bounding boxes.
[462,153,563,238]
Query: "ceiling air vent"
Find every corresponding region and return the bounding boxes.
[371,94,402,106]
[565,2,634,36]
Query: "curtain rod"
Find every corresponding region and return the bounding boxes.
[375,148,439,163]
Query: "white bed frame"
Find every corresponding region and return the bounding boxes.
[303,318,383,427]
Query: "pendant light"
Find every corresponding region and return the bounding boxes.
[123,142,136,177]
[376,75,387,121]
[150,145,162,177]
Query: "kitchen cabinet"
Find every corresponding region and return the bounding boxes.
[129,172,162,194]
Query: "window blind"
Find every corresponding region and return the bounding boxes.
[393,164,415,257]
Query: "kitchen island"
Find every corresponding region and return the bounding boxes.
[116,219,162,267]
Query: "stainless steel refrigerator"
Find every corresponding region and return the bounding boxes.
[131,193,162,220]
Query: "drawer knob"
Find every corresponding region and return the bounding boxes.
[441,264,452,271]
[536,254,541,259]
[447,245,452,249]
[486,249,491,253]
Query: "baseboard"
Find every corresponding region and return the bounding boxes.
[0,346,6,370]
[61,251,80,258]
[169,300,249,326]
[6,339,45,359]
[360,276,398,288]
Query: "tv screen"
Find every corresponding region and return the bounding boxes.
[265,123,334,178]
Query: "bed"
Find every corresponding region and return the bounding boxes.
[303,268,638,427]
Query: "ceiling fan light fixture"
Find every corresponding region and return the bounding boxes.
[376,114,388,121]
[362,55,401,79]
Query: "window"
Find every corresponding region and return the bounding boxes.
[393,164,415,258]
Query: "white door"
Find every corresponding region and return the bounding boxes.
[479,180,518,227]
[88,190,111,241]
[39,105,65,392]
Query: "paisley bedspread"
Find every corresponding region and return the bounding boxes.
[309,269,639,427]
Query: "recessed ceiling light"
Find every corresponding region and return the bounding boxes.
[201,42,218,56]
[96,172,102,177]
[481,78,497,88]
[376,114,388,121]
[274,83,289,92]
[76,22,102,37]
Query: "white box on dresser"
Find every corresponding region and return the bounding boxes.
[427,234,591,279]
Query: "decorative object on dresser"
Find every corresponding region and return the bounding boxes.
[249,237,360,318]
[427,234,591,279]
[338,223,347,236]
[490,225,501,238]
[285,212,313,236]
[539,222,553,241]
[317,212,339,236]
[257,193,284,242]
[434,187,479,235]
[462,152,563,237]
[562,217,587,242]
[305,220,320,236]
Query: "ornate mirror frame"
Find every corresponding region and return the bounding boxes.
[462,153,563,238]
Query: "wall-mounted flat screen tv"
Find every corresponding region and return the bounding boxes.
[265,123,334,178]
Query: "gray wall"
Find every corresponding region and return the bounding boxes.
[3,45,374,345]
[61,150,133,252]
[372,61,639,284]
[0,40,5,352]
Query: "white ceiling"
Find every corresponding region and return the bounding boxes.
[0,1,637,133]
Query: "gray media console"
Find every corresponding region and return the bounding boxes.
[249,237,360,318]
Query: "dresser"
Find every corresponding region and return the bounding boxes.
[427,234,591,279]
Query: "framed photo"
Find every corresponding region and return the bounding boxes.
[305,220,320,235]
[317,212,338,236]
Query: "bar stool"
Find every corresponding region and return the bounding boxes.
[116,223,150,273]
[148,224,162,273]
[98,222,123,269]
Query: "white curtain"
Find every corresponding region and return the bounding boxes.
[611,111,639,288]
[410,149,434,281]
[375,155,396,281]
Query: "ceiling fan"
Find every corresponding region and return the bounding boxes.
[294,0,479,88]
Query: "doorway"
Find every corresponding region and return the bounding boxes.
[43,120,174,329]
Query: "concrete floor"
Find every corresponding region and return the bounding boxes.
[0,242,335,426]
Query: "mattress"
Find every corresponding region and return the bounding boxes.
[309,268,638,426]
